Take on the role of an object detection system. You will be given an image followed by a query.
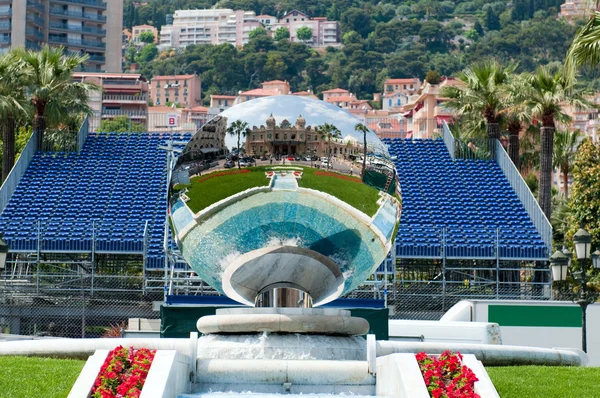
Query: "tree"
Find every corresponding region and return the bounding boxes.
[473,20,485,37]
[567,139,600,249]
[274,27,290,41]
[227,119,249,169]
[13,45,96,149]
[523,66,591,219]
[566,11,600,80]
[0,51,28,182]
[486,8,501,31]
[355,123,369,177]
[99,116,145,133]
[442,60,515,147]
[425,70,441,85]
[502,73,531,168]
[553,129,581,199]
[138,31,155,44]
[296,26,313,43]
[249,28,267,40]
[317,123,341,169]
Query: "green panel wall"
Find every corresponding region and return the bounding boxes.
[488,305,581,327]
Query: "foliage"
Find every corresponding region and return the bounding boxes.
[138,31,155,44]
[92,346,156,398]
[98,116,146,133]
[227,119,250,169]
[0,356,84,398]
[487,366,600,398]
[274,27,290,41]
[552,129,582,198]
[415,350,480,398]
[425,70,441,85]
[567,139,600,250]
[296,26,313,42]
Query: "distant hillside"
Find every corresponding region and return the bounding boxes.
[125,0,589,102]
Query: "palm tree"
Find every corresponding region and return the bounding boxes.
[13,45,95,149]
[354,123,369,177]
[0,51,28,182]
[317,123,341,170]
[523,66,591,219]
[501,73,531,169]
[565,7,600,80]
[227,119,249,169]
[442,60,516,150]
[552,129,581,199]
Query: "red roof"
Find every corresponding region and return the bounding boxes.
[73,72,143,80]
[256,14,276,19]
[211,95,236,99]
[322,88,350,94]
[187,106,208,112]
[385,78,420,84]
[326,95,354,103]
[262,80,288,85]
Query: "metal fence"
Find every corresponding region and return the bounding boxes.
[495,140,552,250]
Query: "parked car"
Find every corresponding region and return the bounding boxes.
[320,159,330,168]
[287,155,295,161]
[224,160,234,168]
[294,155,302,161]
[302,155,311,161]
[260,156,268,161]
[239,157,255,167]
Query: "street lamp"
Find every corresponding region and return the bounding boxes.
[551,228,600,353]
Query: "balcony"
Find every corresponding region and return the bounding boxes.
[86,54,105,63]
[49,8,106,22]
[0,9,11,16]
[26,14,45,27]
[102,94,148,103]
[0,21,10,31]
[49,22,106,36]
[0,36,10,44]
[102,109,147,118]
[27,0,45,13]
[49,36,106,49]
[51,0,107,9]
[26,28,44,41]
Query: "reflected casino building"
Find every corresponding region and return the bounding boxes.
[245,114,362,157]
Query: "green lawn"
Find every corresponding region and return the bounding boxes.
[487,366,600,398]
[182,166,381,216]
[0,356,85,398]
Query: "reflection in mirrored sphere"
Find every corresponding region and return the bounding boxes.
[170,96,400,307]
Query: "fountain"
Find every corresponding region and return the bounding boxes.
[170,96,399,396]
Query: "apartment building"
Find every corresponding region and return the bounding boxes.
[73,72,149,129]
[159,8,341,49]
[399,77,461,139]
[233,80,291,104]
[384,78,422,96]
[264,10,341,47]
[159,9,262,49]
[131,24,158,43]
[149,74,202,108]
[560,0,598,20]
[0,0,122,72]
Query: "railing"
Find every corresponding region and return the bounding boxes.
[51,0,106,8]
[0,131,38,215]
[26,0,44,13]
[0,21,10,30]
[77,116,89,152]
[25,28,44,41]
[49,22,106,35]
[495,140,552,252]
[0,36,9,44]
[25,40,40,50]
[49,36,106,49]
[441,120,455,160]
[86,54,106,62]
[0,9,11,16]
[49,8,107,22]
[102,109,147,117]
[103,94,147,102]
[26,14,44,26]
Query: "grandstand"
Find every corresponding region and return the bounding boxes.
[0,120,553,335]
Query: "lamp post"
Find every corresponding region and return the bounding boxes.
[551,228,600,353]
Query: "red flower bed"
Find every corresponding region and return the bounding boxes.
[415,351,480,398]
[92,346,156,398]
[194,169,251,183]
[314,171,361,182]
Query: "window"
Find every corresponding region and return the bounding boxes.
[410,84,413,89]
[184,81,188,87]
[386,85,392,92]
[275,133,279,139]
[260,134,263,139]
[397,98,401,106]
[224,100,229,106]
[388,99,392,106]
[291,134,296,139]
[403,85,406,89]
[395,85,398,89]
[218,99,222,105]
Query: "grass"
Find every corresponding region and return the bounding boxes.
[487,366,600,398]
[0,356,85,398]
[182,166,382,216]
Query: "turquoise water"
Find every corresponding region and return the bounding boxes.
[175,190,389,298]
[171,198,195,231]
[372,199,398,240]
[271,175,298,190]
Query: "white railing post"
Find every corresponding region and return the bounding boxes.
[0,130,39,215]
